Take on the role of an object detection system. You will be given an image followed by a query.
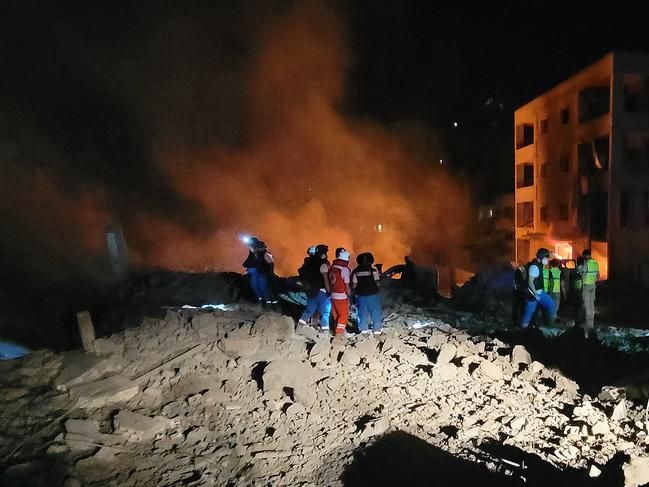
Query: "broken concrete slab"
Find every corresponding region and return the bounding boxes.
[309,340,331,363]
[263,360,320,392]
[218,337,260,359]
[55,353,120,390]
[623,456,649,487]
[114,411,171,442]
[477,360,503,381]
[340,349,361,367]
[433,363,458,382]
[511,345,532,366]
[69,375,139,409]
[436,343,457,364]
[252,313,294,340]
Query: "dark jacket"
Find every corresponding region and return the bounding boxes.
[352,264,380,296]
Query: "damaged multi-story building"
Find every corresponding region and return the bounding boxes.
[514,52,649,284]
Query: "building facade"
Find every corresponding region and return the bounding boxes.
[514,52,649,285]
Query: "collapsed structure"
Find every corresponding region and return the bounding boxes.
[1,304,649,486]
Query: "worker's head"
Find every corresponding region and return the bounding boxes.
[252,240,267,251]
[335,247,347,258]
[550,258,560,268]
[536,248,550,265]
[582,249,592,260]
[306,246,316,256]
[315,244,329,259]
[337,250,350,262]
[357,252,375,266]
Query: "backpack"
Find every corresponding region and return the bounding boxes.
[298,257,326,298]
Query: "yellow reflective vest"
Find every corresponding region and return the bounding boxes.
[583,259,599,286]
[543,267,561,293]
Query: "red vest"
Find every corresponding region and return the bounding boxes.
[329,259,349,297]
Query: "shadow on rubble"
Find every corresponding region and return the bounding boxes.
[492,326,649,398]
[336,431,625,487]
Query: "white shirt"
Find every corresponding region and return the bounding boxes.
[319,263,329,293]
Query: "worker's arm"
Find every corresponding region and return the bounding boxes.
[527,265,540,299]
[264,252,275,274]
[321,264,331,293]
[351,272,358,291]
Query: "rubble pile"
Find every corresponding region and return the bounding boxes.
[2,305,649,486]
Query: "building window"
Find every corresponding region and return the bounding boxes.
[624,133,649,168]
[621,191,630,227]
[561,107,570,124]
[559,204,569,221]
[579,85,610,123]
[516,202,534,227]
[516,163,534,188]
[541,163,548,178]
[540,206,548,222]
[560,154,570,172]
[540,119,549,134]
[515,124,535,149]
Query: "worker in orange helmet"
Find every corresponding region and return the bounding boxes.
[329,248,352,336]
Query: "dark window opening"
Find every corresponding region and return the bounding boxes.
[541,163,548,178]
[540,206,548,222]
[561,108,570,124]
[516,163,534,188]
[560,154,570,172]
[540,119,549,134]
[621,191,630,228]
[590,191,608,241]
[516,124,534,149]
[559,204,569,221]
[517,238,530,262]
[516,202,534,227]
[578,136,609,172]
[624,74,649,112]
[579,85,610,123]
[623,133,649,168]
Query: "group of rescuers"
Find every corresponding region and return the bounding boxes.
[242,238,382,336]
[513,247,600,338]
[243,236,601,338]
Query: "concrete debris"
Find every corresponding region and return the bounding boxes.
[511,345,532,366]
[2,302,648,486]
[69,375,139,409]
[623,456,649,487]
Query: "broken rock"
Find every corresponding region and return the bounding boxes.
[263,360,319,392]
[511,345,532,366]
[433,363,458,382]
[436,343,457,364]
[252,312,295,340]
[623,456,649,487]
[340,349,361,367]
[477,360,503,381]
[218,337,260,359]
[309,340,331,363]
[114,411,171,442]
[69,375,139,409]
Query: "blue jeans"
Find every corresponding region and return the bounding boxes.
[521,291,556,328]
[300,291,332,329]
[247,268,273,301]
[357,294,382,331]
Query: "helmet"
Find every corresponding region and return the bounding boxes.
[356,252,374,265]
[582,248,592,258]
[338,250,350,261]
[307,246,316,256]
[335,247,347,258]
[252,240,267,251]
[315,244,328,255]
[536,248,550,260]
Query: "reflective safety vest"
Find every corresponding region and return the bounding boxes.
[583,259,599,286]
[543,267,561,293]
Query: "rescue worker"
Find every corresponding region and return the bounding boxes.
[578,249,600,338]
[570,257,584,324]
[520,248,557,329]
[543,258,562,318]
[242,238,276,304]
[298,244,332,332]
[352,252,383,334]
[329,248,352,336]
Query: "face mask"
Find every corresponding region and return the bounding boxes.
[542,257,549,266]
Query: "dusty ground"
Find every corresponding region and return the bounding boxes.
[2,301,649,486]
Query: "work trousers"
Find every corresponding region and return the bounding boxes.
[581,284,596,331]
[357,294,382,332]
[521,291,556,328]
[300,292,332,330]
[550,292,561,317]
[331,298,349,335]
[247,268,273,301]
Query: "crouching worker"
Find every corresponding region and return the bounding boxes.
[329,249,352,336]
[352,252,382,334]
[520,248,557,329]
[298,245,332,332]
